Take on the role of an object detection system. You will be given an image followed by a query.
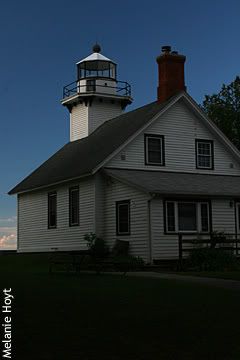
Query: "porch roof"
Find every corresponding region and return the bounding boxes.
[104,168,240,198]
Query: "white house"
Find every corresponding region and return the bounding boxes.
[9,44,240,263]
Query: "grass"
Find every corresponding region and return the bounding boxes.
[1,253,240,360]
[177,270,240,281]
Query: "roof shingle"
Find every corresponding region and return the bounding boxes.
[104,168,240,197]
[9,99,167,195]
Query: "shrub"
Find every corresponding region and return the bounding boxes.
[113,255,145,271]
[210,231,226,249]
[84,233,109,259]
[187,247,239,271]
[112,239,129,257]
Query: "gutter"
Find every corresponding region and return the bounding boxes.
[8,172,93,196]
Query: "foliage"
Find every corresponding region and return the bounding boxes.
[201,76,240,149]
[210,231,226,249]
[84,233,109,259]
[112,239,129,257]
[113,255,145,271]
[187,247,239,271]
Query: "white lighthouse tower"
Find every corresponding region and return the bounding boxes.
[61,44,133,142]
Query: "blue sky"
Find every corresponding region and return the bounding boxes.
[0,0,240,248]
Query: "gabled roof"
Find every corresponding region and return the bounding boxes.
[104,168,240,197]
[9,98,169,195]
[9,91,240,195]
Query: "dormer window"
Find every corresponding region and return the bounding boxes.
[145,134,165,166]
[196,139,214,169]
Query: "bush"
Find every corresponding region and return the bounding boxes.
[84,233,109,259]
[113,255,145,271]
[187,247,239,271]
[210,231,226,249]
[112,239,129,257]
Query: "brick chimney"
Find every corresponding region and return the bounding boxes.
[156,46,186,103]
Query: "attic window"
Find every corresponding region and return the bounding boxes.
[196,139,214,169]
[145,134,165,166]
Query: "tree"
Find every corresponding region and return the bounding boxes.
[201,76,240,149]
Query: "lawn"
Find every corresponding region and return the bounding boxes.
[1,254,240,360]
[177,271,240,281]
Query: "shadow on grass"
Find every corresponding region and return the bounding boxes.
[1,253,240,360]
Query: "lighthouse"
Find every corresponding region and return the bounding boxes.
[61,44,133,142]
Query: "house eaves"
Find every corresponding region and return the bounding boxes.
[94,92,240,173]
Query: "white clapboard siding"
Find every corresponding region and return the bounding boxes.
[18,178,95,252]
[151,198,179,259]
[151,198,237,260]
[104,178,150,262]
[70,99,123,141]
[70,103,88,141]
[94,173,105,238]
[88,99,123,134]
[107,100,240,175]
[211,200,236,233]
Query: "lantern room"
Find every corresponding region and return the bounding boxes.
[75,44,118,96]
[62,44,131,99]
[77,44,117,80]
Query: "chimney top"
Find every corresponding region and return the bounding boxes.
[156,46,186,103]
[161,45,171,53]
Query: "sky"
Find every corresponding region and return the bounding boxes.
[0,0,240,249]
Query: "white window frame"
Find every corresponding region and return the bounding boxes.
[48,192,57,229]
[116,200,130,236]
[236,202,240,233]
[196,140,213,169]
[69,186,79,227]
[165,201,210,233]
[145,135,164,166]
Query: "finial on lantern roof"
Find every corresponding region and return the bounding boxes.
[93,43,101,53]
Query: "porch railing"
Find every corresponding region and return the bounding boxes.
[178,233,240,268]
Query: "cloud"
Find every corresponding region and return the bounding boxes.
[0,234,17,249]
[0,216,17,225]
[0,226,17,249]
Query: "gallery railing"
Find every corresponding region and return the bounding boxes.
[63,80,131,98]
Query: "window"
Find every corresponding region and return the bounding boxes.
[196,140,214,169]
[116,200,130,235]
[236,203,240,232]
[166,202,175,232]
[69,187,79,226]
[48,192,57,229]
[178,203,197,231]
[145,134,165,166]
[86,79,96,92]
[165,201,210,233]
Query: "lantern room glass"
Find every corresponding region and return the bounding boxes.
[77,60,116,80]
